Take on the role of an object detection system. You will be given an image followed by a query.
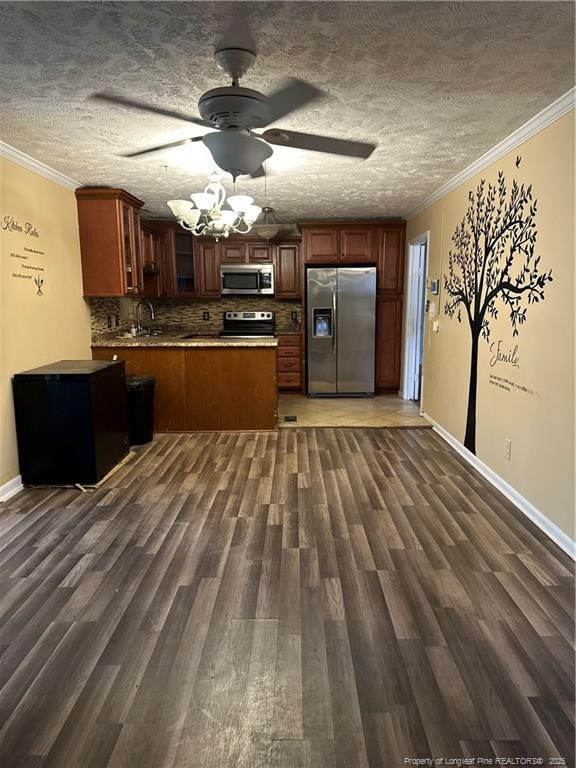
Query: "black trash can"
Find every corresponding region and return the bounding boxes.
[126,375,155,445]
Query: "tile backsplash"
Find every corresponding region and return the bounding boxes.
[86,297,303,338]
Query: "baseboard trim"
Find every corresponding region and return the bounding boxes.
[0,475,23,503]
[423,414,576,560]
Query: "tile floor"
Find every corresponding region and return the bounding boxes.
[278,393,429,428]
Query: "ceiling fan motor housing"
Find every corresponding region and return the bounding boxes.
[198,87,271,129]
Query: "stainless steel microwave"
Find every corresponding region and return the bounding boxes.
[220,263,274,296]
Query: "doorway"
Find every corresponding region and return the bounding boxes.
[402,234,428,404]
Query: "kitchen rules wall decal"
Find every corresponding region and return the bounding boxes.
[443,159,553,454]
[1,214,46,295]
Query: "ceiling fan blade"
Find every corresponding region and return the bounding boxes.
[262,79,325,126]
[91,93,214,129]
[262,128,376,159]
[122,136,204,158]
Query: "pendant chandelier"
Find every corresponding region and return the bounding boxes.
[167,172,261,241]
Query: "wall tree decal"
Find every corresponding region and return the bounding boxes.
[443,170,552,454]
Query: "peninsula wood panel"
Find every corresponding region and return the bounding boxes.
[0,428,572,768]
[182,347,277,431]
[92,346,277,431]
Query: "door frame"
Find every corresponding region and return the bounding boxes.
[400,232,429,407]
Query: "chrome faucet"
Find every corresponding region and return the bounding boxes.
[136,299,155,335]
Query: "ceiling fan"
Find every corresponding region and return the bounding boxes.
[91,16,376,179]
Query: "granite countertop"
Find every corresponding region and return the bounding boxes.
[91,334,278,348]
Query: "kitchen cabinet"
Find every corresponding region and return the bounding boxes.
[76,188,145,297]
[277,333,303,391]
[248,243,273,263]
[141,223,167,298]
[301,224,374,264]
[220,242,246,264]
[92,344,278,431]
[274,241,301,299]
[144,221,195,298]
[219,240,273,264]
[302,227,339,263]
[374,224,405,293]
[376,296,403,390]
[196,242,221,298]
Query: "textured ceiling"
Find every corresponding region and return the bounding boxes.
[0,1,574,222]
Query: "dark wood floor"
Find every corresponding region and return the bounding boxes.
[0,428,573,768]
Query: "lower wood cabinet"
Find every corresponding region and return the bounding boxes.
[92,345,278,431]
[376,297,403,391]
[277,334,303,391]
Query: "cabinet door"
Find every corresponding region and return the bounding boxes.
[120,202,137,294]
[375,227,405,293]
[340,227,374,263]
[248,243,272,263]
[173,231,196,296]
[274,243,300,299]
[131,209,144,294]
[376,297,402,390]
[220,243,247,264]
[303,228,339,263]
[197,243,221,298]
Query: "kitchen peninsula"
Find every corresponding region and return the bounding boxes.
[92,336,278,431]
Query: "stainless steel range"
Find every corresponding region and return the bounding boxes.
[219,311,276,338]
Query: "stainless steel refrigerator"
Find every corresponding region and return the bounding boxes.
[307,266,376,395]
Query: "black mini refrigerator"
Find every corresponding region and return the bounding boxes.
[12,360,129,485]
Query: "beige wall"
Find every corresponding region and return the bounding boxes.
[407,111,575,540]
[0,157,91,487]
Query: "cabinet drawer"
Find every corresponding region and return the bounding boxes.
[277,346,300,358]
[277,334,302,347]
[277,357,301,373]
[278,372,301,389]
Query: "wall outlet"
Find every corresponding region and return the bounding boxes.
[107,314,113,328]
[504,438,512,460]
[202,311,210,321]
[432,320,440,333]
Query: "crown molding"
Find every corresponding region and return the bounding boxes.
[407,87,576,220]
[0,141,79,190]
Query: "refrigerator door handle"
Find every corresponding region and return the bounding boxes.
[332,288,336,351]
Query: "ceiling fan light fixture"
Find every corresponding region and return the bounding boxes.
[202,131,273,178]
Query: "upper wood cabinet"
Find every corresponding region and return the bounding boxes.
[302,227,339,263]
[374,224,405,294]
[195,242,221,298]
[144,221,195,298]
[220,243,246,264]
[274,241,301,299]
[140,223,167,299]
[220,240,273,264]
[302,224,376,264]
[76,188,145,297]
[339,228,373,262]
[248,243,273,263]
